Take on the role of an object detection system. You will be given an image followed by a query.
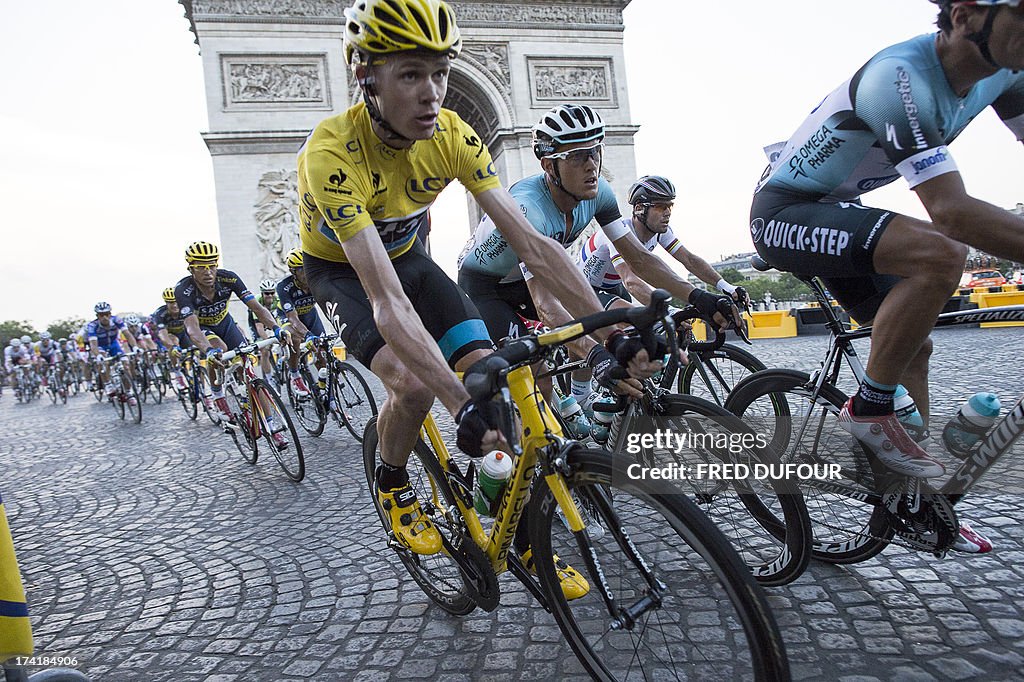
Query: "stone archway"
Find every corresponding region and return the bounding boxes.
[178,0,637,293]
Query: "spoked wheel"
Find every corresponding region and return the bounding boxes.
[197,370,220,426]
[287,364,327,437]
[725,369,893,564]
[529,447,789,682]
[123,374,142,423]
[643,394,811,586]
[145,364,163,404]
[361,417,479,616]
[678,342,766,407]
[227,385,258,464]
[47,380,58,404]
[179,370,199,420]
[110,381,126,420]
[331,361,378,442]
[251,378,304,481]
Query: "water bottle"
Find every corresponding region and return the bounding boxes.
[473,450,514,517]
[317,366,328,391]
[558,395,592,438]
[590,395,620,444]
[942,392,1001,459]
[893,385,926,442]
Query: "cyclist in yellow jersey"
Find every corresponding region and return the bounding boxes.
[299,0,661,599]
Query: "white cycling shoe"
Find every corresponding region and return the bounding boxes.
[951,522,993,553]
[838,399,946,478]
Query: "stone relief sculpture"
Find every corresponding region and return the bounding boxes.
[533,65,608,100]
[462,43,511,92]
[229,63,323,102]
[254,170,300,279]
[193,0,344,15]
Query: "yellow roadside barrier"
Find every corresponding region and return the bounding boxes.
[0,492,33,662]
[741,310,797,339]
[976,290,1024,328]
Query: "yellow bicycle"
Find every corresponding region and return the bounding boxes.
[363,292,789,681]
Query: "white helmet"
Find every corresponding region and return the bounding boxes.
[260,279,277,293]
[124,314,141,326]
[10,338,21,348]
[40,331,52,341]
[20,335,31,344]
[532,104,605,159]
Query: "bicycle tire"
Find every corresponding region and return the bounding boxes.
[252,378,305,481]
[725,369,893,564]
[148,364,164,404]
[678,342,766,406]
[644,393,812,586]
[361,416,477,616]
[332,361,378,442]
[288,361,327,437]
[197,369,220,426]
[110,378,126,420]
[528,446,789,681]
[179,370,199,421]
[127,372,143,424]
[227,384,258,464]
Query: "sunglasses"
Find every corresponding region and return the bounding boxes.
[545,142,604,166]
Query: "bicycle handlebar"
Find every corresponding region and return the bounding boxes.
[219,336,278,363]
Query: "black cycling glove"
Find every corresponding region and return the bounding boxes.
[688,288,735,324]
[455,399,503,458]
[587,344,628,390]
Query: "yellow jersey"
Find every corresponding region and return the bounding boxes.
[297,103,501,263]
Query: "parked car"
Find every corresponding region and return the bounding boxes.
[960,269,1008,289]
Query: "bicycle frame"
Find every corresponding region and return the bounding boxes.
[419,362,583,576]
[790,273,1024,504]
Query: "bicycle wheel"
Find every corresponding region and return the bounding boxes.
[331,361,378,442]
[123,372,142,424]
[110,380,125,420]
[725,369,893,564]
[146,363,164,404]
[640,393,811,585]
[251,378,305,481]
[197,370,220,426]
[227,384,258,464]
[678,342,766,407]
[287,363,327,437]
[179,369,198,420]
[47,379,58,404]
[361,417,477,616]
[528,447,789,681]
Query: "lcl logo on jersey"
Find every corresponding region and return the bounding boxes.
[405,176,453,204]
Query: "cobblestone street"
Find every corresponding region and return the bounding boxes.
[2,325,1023,680]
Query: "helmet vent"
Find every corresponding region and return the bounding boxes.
[408,6,431,39]
[437,7,449,40]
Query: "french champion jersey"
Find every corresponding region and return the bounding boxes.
[755,33,1024,202]
[174,270,253,329]
[298,103,502,263]
[577,225,683,290]
[86,316,126,347]
[458,174,628,281]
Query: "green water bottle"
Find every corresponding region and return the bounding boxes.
[473,450,514,517]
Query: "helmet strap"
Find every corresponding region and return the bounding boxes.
[965,5,1002,69]
[549,161,586,204]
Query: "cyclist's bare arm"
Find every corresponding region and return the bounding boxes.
[285,309,310,339]
[183,316,212,352]
[916,171,1024,261]
[245,297,280,333]
[476,188,612,338]
[613,258,656,305]
[340,226,473,418]
[671,244,732,292]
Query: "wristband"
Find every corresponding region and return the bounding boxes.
[272,326,284,340]
[716,279,737,295]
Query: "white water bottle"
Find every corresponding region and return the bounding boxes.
[558,395,591,438]
[942,392,1001,459]
[893,385,926,442]
[590,395,619,444]
[473,450,514,517]
[317,366,328,390]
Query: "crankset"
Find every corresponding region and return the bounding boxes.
[443,529,501,612]
[880,478,959,554]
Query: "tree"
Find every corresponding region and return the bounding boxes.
[0,320,38,348]
[719,267,747,283]
[47,317,87,341]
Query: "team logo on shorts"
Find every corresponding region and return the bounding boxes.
[750,218,766,243]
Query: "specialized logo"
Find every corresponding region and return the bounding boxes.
[750,217,766,243]
[760,219,851,256]
[885,123,903,151]
[405,176,453,204]
[894,66,929,150]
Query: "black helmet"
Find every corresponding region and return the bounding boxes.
[627,175,677,205]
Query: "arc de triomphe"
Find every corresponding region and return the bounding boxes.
[178,0,638,292]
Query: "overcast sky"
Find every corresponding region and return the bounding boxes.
[3,1,1023,330]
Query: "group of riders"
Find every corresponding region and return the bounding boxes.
[11,0,1024,600]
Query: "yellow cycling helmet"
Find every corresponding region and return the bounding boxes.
[286,248,304,270]
[162,287,176,302]
[185,241,220,266]
[343,0,462,65]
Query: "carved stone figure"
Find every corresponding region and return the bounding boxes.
[228,61,324,103]
[253,170,300,279]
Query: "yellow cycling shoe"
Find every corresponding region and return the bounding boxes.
[520,548,590,601]
[378,483,443,555]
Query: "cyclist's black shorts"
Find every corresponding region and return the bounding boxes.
[202,320,247,350]
[594,284,632,310]
[458,271,539,343]
[750,188,901,323]
[305,241,492,369]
